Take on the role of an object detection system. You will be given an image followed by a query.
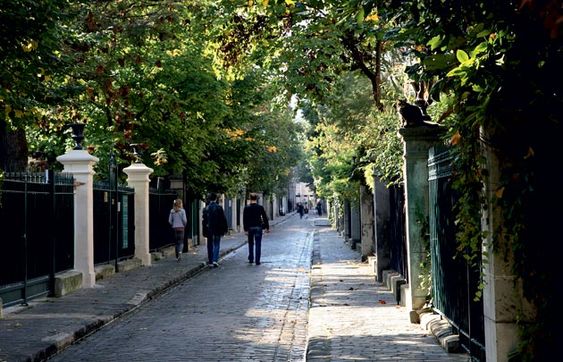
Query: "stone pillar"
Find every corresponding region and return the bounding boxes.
[481,129,535,362]
[350,200,361,249]
[360,185,375,259]
[123,162,153,266]
[342,200,349,239]
[373,175,391,282]
[57,150,99,287]
[272,194,278,220]
[230,197,238,232]
[199,200,206,246]
[398,125,443,313]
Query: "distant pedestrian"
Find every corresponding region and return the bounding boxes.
[243,193,269,265]
[202,192,228,268]
[169,199,187,262]
[316,200,322,216]
[297,202,304,219]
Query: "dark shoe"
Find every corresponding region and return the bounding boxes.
[248,260,254,264]
[255,262,261,265]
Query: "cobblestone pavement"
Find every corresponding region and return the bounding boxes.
[48,216,312,362]
[2,214,473,362]
[306,226,469,362]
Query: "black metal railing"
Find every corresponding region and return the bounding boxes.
[93,181,135,265]
[389,184,408,280]
[149,189,177,251]
[0,172,74,306]
[428,146,485,361]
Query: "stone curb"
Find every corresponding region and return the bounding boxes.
[419,311,461,353]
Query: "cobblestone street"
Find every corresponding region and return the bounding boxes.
[1,214,470,361]
[49,217,312,362]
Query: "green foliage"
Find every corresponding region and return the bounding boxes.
[368,0,563,358]
[3,0,304,200]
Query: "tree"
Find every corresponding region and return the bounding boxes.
[0,0,75,170]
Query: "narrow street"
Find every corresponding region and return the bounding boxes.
[42,214,468,361]
[50,216,313,361]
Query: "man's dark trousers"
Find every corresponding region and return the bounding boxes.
[247,226,263,264]
[207,234,221,264]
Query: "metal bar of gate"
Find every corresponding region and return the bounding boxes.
[22,173,28,306]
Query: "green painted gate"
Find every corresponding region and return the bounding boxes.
[428,146,485,360]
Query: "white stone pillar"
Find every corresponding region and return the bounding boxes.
[123,162,153,266]
[57,150,99,288]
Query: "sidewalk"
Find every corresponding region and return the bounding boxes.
[0,214,293,362]
[306,225,469,361]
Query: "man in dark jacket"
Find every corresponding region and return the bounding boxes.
[243,193,269,265]
[202,192,228,267]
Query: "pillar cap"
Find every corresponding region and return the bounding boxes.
[56,149,99,164]
[398,123,445,142]
[123,162,154,180]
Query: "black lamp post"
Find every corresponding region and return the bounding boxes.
[69,123,86,150]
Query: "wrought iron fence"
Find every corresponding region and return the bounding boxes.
[0,172,74,306]
[428,146,485,361]
[93,181,135,265]
[149,189,178,251]
[389,184,408,281]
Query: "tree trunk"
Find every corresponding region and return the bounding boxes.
[0,119,29,172]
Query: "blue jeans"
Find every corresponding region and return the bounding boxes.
[207,234,221,264]
[247,226,263,264]
[174,228,184,258]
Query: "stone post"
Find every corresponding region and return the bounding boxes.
[350,200,361,249]
[481,129,535,362]
[57,150,99,287]
[123,162,153,266]
[230,197,238,232]
[199,200,206,246]
[360,185,375,259]
[272,194,278,220]
[373,175,391,282]
[398,125,443,314]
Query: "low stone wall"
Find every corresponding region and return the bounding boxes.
[54,270,83,297]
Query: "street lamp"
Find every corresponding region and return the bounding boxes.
[69,123,86,150]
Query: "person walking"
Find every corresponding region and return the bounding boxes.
[202,192,228,268]
[169,199,187,262]
[243,193,269,266]
[297,202,304,219]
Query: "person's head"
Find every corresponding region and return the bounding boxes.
[207,192,218,203]
[173,199,183,210]
[249,193,258,203]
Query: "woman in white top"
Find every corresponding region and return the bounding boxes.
[169,199,187,261]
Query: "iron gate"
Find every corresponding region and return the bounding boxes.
[149,189,178,251]
[0,172,74,306]
[428,146,485,360]
[93,182,135,265]
[389,184,408,280]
